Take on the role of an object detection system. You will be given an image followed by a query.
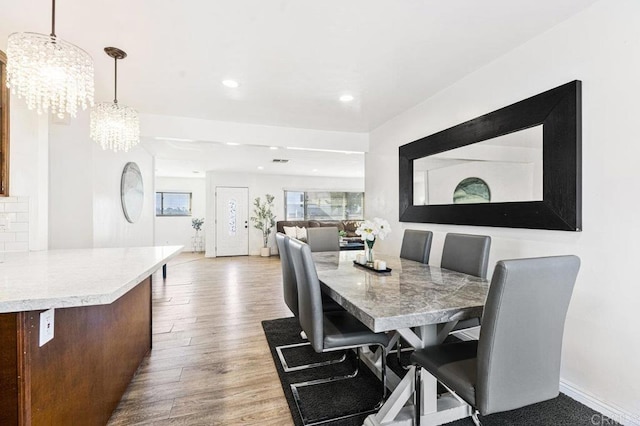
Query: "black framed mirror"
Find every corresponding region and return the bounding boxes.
[399,80,581,231]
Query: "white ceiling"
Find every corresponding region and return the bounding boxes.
[0,0,598,177]
[147,140,365,179]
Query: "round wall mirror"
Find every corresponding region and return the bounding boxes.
[121,162,144,223]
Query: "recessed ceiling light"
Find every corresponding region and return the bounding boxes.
[222,79,239,88]
[257,166,264,170]
[226,142,240,146]
[312,169,318,172]
[269,146,278,150]
[339,94,354,102]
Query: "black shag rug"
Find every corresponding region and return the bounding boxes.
[262,317,610,426]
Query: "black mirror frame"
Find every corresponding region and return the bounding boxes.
[399,80,581,231]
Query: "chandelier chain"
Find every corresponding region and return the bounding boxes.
[51,0,56,37]
[114,56,118,104]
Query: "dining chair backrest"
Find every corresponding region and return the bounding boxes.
[441,233,491,278]
[476,255,580,415]
[400,229,433,264]
[307,227,340,252]
[275,232,298,316]
[287,238,325,352]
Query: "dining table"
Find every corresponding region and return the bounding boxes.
[313,250,489,426]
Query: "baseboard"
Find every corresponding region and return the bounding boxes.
[559,380,639,426]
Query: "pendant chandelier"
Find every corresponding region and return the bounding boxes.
[6,0,94,118]
[90,47,140,153]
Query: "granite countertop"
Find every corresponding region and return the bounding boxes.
[0,246,183,313]
[315,251,489,333]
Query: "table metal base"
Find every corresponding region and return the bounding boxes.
[360,324,473,426]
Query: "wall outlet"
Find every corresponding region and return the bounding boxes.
[39,308,55,347]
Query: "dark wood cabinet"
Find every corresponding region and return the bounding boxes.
[0,278,151,425]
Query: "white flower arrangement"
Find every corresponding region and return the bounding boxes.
[355,218,391,242]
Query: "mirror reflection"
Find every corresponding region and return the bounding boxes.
[412,125,543,206]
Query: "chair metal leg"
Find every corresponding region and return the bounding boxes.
[290,344,388,426]
[414,366,421,426]
[471,409,482,426]
[275,341,347,373]
[380,344,387,401]
[395,339,413,370]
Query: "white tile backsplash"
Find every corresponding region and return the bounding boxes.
[0,233,15,242]
[5,242,28,251]
[0,197,29,252]
[5,203,28,213]
[8,222,28,232]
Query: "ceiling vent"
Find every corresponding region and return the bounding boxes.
[272,159,289,163]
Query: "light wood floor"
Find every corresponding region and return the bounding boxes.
[107,253,295,426]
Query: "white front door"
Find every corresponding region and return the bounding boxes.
[216,187,249,257]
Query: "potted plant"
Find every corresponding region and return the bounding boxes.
[250,194,276,257]
[191,218,204,252]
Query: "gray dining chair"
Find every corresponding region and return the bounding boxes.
[288,237,390,425]
[274,233,345,373]
[441,232,491,278]
[411,255,580,426]
[306,226,340,252]
[400,229,433,264]
[441,232,491,333]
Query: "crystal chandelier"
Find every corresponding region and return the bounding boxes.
[90,47,140,153]
[6,0,94,118]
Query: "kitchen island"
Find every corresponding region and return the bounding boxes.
[0,246,182,425]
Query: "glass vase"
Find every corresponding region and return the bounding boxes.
[366,239,375,264]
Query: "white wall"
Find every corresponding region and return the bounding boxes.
[155,176,206,251]
[48,113,94,249]
[427,161,535,205]
[49,110,154,249]
[367,0,640,421]
[205,172,364,256]
[9,99,48,250]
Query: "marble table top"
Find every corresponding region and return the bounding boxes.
[0,246,183,313]
[314,251,489,333]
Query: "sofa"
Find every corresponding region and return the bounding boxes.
[276,220,364,250]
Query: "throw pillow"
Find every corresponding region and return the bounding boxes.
[283,226,297,238]
[295,226,307,242]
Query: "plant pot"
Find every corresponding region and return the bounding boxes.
[260,247,271,257]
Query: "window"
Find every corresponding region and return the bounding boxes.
[284,191,364,220]
[156,192,192,216]
[0,50,9,196]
